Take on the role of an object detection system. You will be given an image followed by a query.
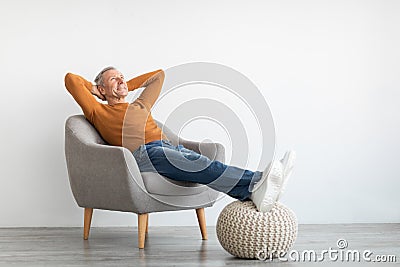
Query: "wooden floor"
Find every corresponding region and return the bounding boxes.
[0,224,398,266]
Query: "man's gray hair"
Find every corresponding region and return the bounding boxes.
[94,66,116,86]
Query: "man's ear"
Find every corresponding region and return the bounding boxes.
[98,86,106,95]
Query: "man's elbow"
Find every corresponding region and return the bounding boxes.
[157,69,165,80]
[64,72,75,83]
[64,73,72,87]
[64,72,79,90]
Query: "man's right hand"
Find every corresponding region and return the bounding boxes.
[91,85,106,101]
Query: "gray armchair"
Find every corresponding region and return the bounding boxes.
[64,115,224,248]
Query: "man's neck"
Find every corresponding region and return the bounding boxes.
[106,97,127,106]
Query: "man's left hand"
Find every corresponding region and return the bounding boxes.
[91,85,106,101]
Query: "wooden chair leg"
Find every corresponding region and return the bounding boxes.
[196,208,208,240]
[145,214,149,234]
[83,208,93,240]
[138,213,148,249]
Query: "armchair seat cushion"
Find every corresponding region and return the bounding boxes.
[141,172,208,196]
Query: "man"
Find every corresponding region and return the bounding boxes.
[64,67,296,213]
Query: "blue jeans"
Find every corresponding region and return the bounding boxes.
[132,140,262,200]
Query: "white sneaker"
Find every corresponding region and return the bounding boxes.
[277,150,296,201]
[250,160,283,213]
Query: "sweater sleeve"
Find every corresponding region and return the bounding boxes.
[64,73,99,121]
[134,69,165,110]
[126,70,163,91]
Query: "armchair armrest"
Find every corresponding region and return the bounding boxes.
[178,138,225,163]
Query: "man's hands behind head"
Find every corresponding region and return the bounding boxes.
[91,85,106,101]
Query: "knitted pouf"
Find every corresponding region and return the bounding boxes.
[216,200,298,259]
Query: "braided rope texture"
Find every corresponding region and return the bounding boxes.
[216,200,298,259]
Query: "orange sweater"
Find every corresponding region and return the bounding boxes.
[65,69,167,152]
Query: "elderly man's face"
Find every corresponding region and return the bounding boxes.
[99,69,128,101]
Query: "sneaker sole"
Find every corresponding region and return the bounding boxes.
[277,151,296,201]
[259,161,283,213]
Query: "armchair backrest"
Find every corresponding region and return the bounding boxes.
[65,115,146,212]
[65,115,107,146]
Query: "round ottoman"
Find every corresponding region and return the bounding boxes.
[216,200,298,259]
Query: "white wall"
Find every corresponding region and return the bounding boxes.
[0,0,399,227]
